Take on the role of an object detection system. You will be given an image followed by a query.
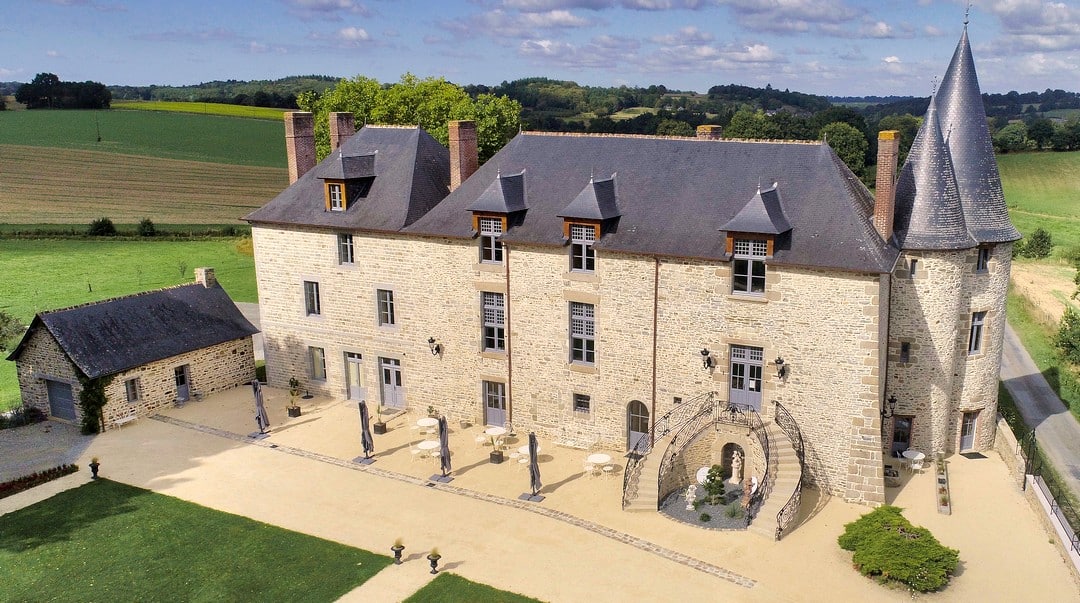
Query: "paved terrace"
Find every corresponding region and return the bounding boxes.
[2,386,1078,602]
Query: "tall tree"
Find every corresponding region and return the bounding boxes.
[821,122,868,175]
[0,311,26,354]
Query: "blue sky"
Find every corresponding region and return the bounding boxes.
[2,1,1078,96]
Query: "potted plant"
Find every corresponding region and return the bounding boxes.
[427,548,441,574]
[373,404,388,434]
[489,436,504,464]
[287,377,302,418]
[391,538,405,565]
[88,457,100,479]
[427,404,437,418]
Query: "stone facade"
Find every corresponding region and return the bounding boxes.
[13,326,84,417]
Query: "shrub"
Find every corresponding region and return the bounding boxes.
[725,502,744,519]
[0,464,79,499]
[1057,308,1080,364]
[137,218,156,237]
[699,512,711,523]
[703,464,726,504]
[1022,228,1053,259]
[838,505,959,593]
[87,217,116,236]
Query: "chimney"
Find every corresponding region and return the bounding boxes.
[448,120,478,191]
[284,111,316,184]
[873,130,901,242]
[696,125,723,140]
[194,267,217,288]
[329,112,355,150]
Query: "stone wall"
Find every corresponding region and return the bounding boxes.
[13,326,84,421]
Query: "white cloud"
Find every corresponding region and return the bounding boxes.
[650,26,714,45]
[441,9,592,41]
[713,0,863,34]
[286,0,371,21]
[923,24,944,37]
[46,50,62,57]
[0,67,21,77]
[882,55,901,63]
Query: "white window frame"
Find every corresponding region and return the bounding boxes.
[570,224,596,273]
[309,346,327,381]
[482,292,505,352]
[732,238,767,295]
[377,289,396,326]
[125,378,140,403]
[478,217,504,264]
[968,311,987,355]
[303,280,321,316]
[329,183,344,211]
[570,302,596,365]
[338,233,355,264]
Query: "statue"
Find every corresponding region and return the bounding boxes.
[685,483,697,510]
[731,449,743,483]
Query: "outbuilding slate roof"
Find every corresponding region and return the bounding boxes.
[405,133,899,273]
[6,283,259,379]
[245,126,450,232]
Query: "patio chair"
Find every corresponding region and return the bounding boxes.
[583,462,597,476]
[908,458,924,474]
[602,464,617,478]
[409,441,425,462]
[474,434,489,448]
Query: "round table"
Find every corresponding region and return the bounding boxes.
[484,426,506,437]
[519,444,541,456]
[417,440,440,451]
[417,417,438,428]
[902,450,925,461]
[587,453,612,465]
[696,466,710,484]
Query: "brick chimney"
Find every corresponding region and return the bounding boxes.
[696,125,723,140]
[329,112,355,150]
[873,130,901,242]
[194,267,217,288]
[284,112,316,184]
[448,120,478,191]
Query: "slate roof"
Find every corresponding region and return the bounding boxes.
[893,94,976,250]
[314,149,376,180]
[467,170,528,214]
[719,184,793,235]
[933,27,1021,244]
[6,283,259,379]
[558,176,622,221]
[405,133,899,273]
[245,126,450,232]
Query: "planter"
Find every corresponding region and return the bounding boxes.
[427,553,441,574]
[373,422,387,435]
[391,544,405,565]
[88,461,100,479]
[936,455,951,515]
[489,450,505,464]
[287,406,302,418]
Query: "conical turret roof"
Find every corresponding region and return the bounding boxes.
[893,94,976,250]
[935,27,1021,243]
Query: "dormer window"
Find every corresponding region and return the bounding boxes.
[328,183,344,211]
[315,150,375,213]
[732,238,768,295]
[478,216,504,264]
[569,223,598,273]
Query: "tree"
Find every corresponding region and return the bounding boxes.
[16,72,61,109]
[1022,228,1053,259]
[1056,307,1080,364]
[656,119,694,137]
[1028,118,1055,150]
[992,122,1029,153]
[87,217,117,237]
[876,114,921,166]
[0,311,26,354]
[821,122,868,175]
[724,108,781,139]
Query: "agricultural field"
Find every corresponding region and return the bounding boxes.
[999,151,1080,253]
[113,100,287,121]
[0,109,285,167]
[0,144,286,224]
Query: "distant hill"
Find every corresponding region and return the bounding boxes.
[108,76,339,109]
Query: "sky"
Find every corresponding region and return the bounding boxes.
[2,0,1078,97]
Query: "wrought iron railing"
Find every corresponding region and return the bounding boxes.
[656,403,716,504]
[744,404,770,525]
[621,391,716,508]
[773,400,805,540]
[1019,428,1080,555]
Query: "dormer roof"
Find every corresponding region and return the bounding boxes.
[719,183,792,235]
[314,149,376,180]
[467,170,527,214]
[558,175,621,221]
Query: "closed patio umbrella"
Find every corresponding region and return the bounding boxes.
[359,401,375,461]
[438,415,452,479]
[253,380,269,434]
[527,431,543,501]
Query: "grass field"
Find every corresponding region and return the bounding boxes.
[0,144,286,224]
[0,109,285,167]
[404,573,543,603]
[113,100,287,121]
[999,151,1080,254]
[0,238,257,410]
[0,479,390,602]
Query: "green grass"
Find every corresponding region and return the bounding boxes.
[404,573,544,603]
[0,479,390,602]
[113,100,287,121]
[0,109,285,167]
[0,238,256,411]
[999,151,1080,255]
[1006,287,1080,421]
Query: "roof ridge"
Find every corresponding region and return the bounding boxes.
[520,131,822,145]
[39,281,204,316]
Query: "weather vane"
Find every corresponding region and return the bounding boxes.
[964,1,971,26]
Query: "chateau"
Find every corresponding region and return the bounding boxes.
[246,26,1017,514]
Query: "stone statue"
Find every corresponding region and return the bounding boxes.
[731,450,743,483]
[685,484,697,510]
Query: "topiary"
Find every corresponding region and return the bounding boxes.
[838,505,959,593]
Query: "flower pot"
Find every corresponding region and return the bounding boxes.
[373,422,387,434]
[287,406,302,418]
[489,450,504,464]
[427,553,441,574]
[88,461,100,479]
[391,544,404,565]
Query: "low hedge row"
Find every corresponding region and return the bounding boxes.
[0,464,80,500]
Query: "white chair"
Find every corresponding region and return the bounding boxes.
[474,434,488,448]
[602,464,616,478]
[409,442,425,462]
[583,462,595,476]
[908,458,924,474]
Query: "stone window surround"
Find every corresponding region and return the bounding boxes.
[475,215,506,265]
[481,291,506,353]
[975,245,992,273]
[967,310,988,356]
[569,301,596,366]
[124,377,140,403]
[375,287,397,329]
[302,278,322,317]
[572,392,591,415]
[730,236,769,297]
[309,345,327,381]
[337,233,355,265]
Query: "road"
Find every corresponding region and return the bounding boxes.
[1000,323,1080,499]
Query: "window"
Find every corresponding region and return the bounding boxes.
[304,281,321,316]
[899,341,911,363]
[570,224,596,273]
[338,233,355,264]
[377,289,396,326]
[478,217,503,264]
[328,183,344,211]
[570,302,596,364]
[124,378,140,403]
[908,258,918,279]
[732,238,767,295]
[573,393,591,414]
[482,292,505,352]
[968,311,987,355]
[976,247,990,272]
[309,346,326,380]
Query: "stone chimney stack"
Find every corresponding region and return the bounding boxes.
[696,125,723,140]
[194,267,217,288]
[448,120,478,191]
[329,112,355,150]
[873,130,901,242]
[284,112,316,184]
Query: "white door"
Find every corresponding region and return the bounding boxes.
[729,345,763,411]
[379,358,404,410]
[960,412,977,451]
[483,381,506,426]
[174,365,190,401]
[346,353,363,400]
[628,400,649,452]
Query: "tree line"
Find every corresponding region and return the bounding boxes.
[15,73,110,109]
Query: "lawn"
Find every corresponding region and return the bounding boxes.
[0,109,285,167]
[405,573,544,603]
[0,479,390,602]
[999,151,1080,254]
[0,238,257,411]
[113,100,287,121]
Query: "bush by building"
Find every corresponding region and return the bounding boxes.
[838,505,959,593]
